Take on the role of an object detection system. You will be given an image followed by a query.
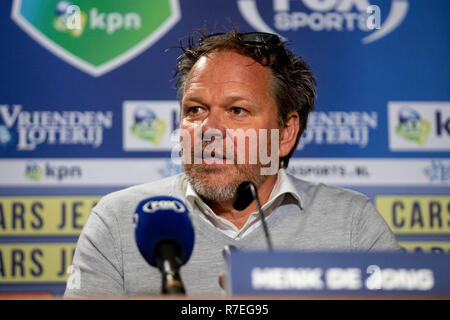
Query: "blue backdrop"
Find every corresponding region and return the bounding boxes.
[0,0,449,295]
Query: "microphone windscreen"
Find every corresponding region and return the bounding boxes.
[134,196,195,267]
[233,181,255,211]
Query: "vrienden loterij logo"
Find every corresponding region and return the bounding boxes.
[0,104,113,151]
[11,0,181,76]
[237,0,409,44]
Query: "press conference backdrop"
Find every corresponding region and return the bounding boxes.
[0,0,449,296]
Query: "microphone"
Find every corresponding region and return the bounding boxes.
[134,196,195,294]
[233,181,273,250]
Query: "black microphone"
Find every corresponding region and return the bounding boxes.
[134,196,195,294]
[233,181,273,250]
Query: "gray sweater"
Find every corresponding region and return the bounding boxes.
[64,173,401,298]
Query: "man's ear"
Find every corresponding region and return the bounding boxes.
[279,111,300,158]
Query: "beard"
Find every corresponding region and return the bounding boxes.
[184,162,267,202]
[182,139,266,202]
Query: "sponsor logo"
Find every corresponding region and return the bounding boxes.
[25,160,44,181]
[11,0,181,76]
[287,158,450,186]
[123,101,179,151]
[376,196,450,234]
[142,200,186,213]
[0,104,112,151]
[423,160,450,184]
[24,161,82,182]
[388,102,450,151]
[131,106,166,144]
[0,196,99,235]
[298,111,378,150]
[395,107,430,145]
[287,163,370,180]
[53,2,86,37]
[237,0,409,44]
[0,243,77,282]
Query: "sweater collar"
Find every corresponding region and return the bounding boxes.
[184,168,303,217]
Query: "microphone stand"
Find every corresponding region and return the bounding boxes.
[233,181,273,251]
[248,183,273,251]
[155,240,186,294]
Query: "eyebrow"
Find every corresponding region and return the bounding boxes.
[182,95,253,108]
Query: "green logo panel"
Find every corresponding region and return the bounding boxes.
[12,0,180,76]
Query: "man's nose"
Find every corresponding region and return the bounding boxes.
[201,110,227,139]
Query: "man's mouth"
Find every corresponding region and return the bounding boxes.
[192,150,232,164]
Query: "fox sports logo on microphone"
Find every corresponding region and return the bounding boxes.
[142,199,186,213]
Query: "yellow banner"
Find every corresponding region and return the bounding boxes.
[400,242,450,254]
[0,243,76,283]
[0,196,100,235]
[376,196,450,234]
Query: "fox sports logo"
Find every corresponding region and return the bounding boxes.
[237,0,409,44]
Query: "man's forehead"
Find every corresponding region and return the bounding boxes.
[190,51,270,78]
[184,50,273,93]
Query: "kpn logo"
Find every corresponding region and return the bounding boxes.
[11,0,181,76]
[395,107,430,145]
[388,102,450,151]
[123,101,180,151]
[53,2,87,37]
[25,160,82,182]
[238,0,409,44]
[25,161,43,181]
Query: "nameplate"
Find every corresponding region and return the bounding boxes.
[225,250,450,296]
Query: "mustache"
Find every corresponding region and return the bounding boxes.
[193,141,234,161]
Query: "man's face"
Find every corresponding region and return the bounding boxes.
[180,50,281,202]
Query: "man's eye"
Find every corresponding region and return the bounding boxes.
[186,106,202,114]
[231,107,247,115]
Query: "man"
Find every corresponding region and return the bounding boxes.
[64,31,400,298]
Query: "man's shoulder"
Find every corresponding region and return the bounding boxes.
[106,173,186,199]
[286,172,370,206]
[94,173,188,216]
